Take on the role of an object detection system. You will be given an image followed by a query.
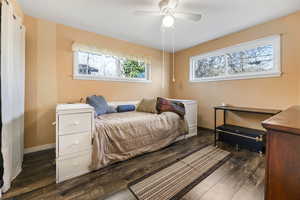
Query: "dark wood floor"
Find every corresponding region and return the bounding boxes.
[3,129,265,200]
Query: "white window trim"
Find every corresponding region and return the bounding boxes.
[73,51,152,83]
[189,35,281,82]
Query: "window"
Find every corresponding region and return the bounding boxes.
[190,35,281,82]
[73,51,151,82]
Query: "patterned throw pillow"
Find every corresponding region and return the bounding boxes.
[156,97,185,119]
[136,98,157,113]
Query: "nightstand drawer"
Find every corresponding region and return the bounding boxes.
[58,113,92,135]
[58,132,91,156]
[57,152,91,183]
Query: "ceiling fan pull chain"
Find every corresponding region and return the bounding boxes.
[172,28,175,82]
[161,28,165,89]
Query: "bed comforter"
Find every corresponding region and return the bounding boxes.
[90,111,187,170]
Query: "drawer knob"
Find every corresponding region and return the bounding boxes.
[73,121,79,126]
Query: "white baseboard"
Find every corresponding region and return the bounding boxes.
[24,143,55,154]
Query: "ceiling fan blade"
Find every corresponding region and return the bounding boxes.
[173,12,202,22]
[134,11,162,16]
[159,0,179,10]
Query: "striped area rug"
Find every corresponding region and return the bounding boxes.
[129,146,231,200]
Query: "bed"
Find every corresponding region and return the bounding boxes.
[56,100,197,183]
[90,111,187,170]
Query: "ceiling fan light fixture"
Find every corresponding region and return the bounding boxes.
[162,15,175,28]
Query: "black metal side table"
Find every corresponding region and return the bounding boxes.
[214,106,281,149]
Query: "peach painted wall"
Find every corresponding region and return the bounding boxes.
[24,16,171,148]
[170,11,300,130]
[23,10,300,148]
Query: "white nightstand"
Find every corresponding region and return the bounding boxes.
[169,99,198,138]
[55,104,94,183]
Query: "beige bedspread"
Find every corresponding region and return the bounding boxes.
[90,111,187,170]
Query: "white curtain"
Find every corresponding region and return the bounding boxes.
[1,0,25,193]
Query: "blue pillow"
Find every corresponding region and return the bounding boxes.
[86,95,109,116]
[117,105,136,112]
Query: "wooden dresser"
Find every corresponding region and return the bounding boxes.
[56,104,94,183]
[262,106,300,200]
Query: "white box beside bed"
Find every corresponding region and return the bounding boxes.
[172,99,198,140]
[56,104,94,183]
[55,99,197,183]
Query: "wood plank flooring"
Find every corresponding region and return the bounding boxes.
[3,129,265,200]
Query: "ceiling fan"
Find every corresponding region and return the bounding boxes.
[134,0,202,28]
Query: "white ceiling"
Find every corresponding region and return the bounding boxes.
[17,0,300,52]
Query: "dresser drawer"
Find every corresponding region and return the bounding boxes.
[58,132,91,156]
[58,113,92,135]
[57,152,91,183]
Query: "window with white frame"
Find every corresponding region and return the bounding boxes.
[73,50,151,82]
[190,35,281,82]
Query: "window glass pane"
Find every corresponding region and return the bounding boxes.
[227,45,273,75]
[190,36,280,82]
[121,60,146,79]
[77,52,89,75]
[104,56,121,77]
[87,54,101,76]
[76,51,148,80]
[193,55,226,78]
